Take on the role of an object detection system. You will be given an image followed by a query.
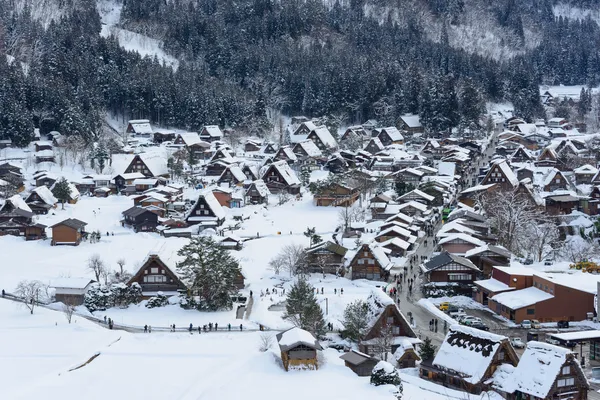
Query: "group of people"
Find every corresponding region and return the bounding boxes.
[141,322,244,333]
[103,315,114,329]
[429,318,439,333]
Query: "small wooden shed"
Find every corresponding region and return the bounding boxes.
[340,350,380,376]
[276,327,322,371]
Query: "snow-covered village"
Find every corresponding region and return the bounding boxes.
[6,0,600,399]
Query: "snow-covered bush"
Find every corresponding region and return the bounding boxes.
[84,283,143,312]
[145,293,169,308]
[370,361,401,386]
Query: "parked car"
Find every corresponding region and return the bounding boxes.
[527,331,539,342]
[544,258,553,266]
[438,302,450,311]
[546,336,561,345]
[557,320,570,329]
[461,316,482,326]
[510,337,525,349]
[531,319,541,329]
[446,305,459,314]
[449,308,467,319]
[523,258,533,265]
[521,320,532,329]
[470,322,489,331]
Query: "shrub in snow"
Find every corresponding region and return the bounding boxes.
[84,283,142,312]
[370,361,401,386]
[178,293,197,309]
[127,283,142,304]
[418,337,436,361]
[146,293,169,308]
[84,283,112,312]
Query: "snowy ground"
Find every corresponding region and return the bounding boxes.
[2,297,496,400]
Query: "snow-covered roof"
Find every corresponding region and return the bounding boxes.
[380,127,404,142]
[51,277,95,290]
[115,172,146,180]
[67,183,80,200]
[222,165,246,182]
[379,237,410,251]
[574,164,598,175]
[399,114,421,128]
[133,178,158,185]
[30,186,58,206]
[201,190,226,220]
[263,160,301,186]
[366,137,384,150]
[202,125,223,138]
[128,120,153,134]
[438,233,485,246]
[433,324,508,385]
[139,154,168,177]
[494,341,578,398]
[378,225,412,239]
[465,244,511,259]
[311,126,337,148]
[437,161,456,177]
[4,194,31,212]
[460,183,496,194]
[437,220,478,237]
[385,213,414,225]
[276,327,321,351]
[295,140,322,157]
[177,132,202,146]
[493,160,519,187]
[490,287,554,310]
[278,146,298,162]
[35,150,54,157]
[398,189,434,202]
[396,201,428,213]
[247,179,270,197]
[473,278,516,293]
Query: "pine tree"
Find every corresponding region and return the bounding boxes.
[342,299,369,343]
[176,237,241,311]
[95,144,108,173]
[283,278,326,336]
[459,79,485,131]
[418,336,437,361]
[52,177,72,209]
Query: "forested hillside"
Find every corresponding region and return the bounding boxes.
[0,0,599,145]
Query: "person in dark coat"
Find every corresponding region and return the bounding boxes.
[215,323,218,331]
[240,323,243,331]
[144,324,148,333]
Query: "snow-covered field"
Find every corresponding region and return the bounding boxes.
[2,297,491,400]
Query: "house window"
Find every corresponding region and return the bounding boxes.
[527,309,535,315]
[557,378,575,387]
[358,259,364,265]
[392,326,400,335]
[364,252,369,257]
[368,259,375,265]
[387,317,394,324]
[562,366,571,375]
[150,267,159,274]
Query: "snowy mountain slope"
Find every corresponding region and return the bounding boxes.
[553,2,600,26]
[96,0,179,70]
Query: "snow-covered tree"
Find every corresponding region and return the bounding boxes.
[51,177,71,209]
[525,221,562,262]
[176,237,241,311]
[342,300,369,343]
[370,361,401,386]
[418,337,436,361]
[146,293,169,308]
[87,254,106,282]
[268,244,308,276]
[15,280,48,314]
[283,278,326,336]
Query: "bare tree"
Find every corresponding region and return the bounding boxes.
[268,244,308,276]
[373,320,395,362]
[259,333,274,352]
[525,221,562,262]
[562,239,599,264]
[87,254,106,282]
[338,206,352,232]
[15,280,48,314]
[116,258,126,275]
[100,267,110,286]
[478,189,542,256]
[62,301,76,323]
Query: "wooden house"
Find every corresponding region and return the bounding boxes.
[376,127,404,146]
[261,160,301,194]
[205,160,232,177]
[276,327,322,371]
[121,206,159,232]
[396,114,423,134]
[394,339,421,368]
[420,325,519,395]
[574,164,598,185]
[262,142,277,154]
[491,341,589,400]
[510,146,533,162]
[393,168,424,185]
[217,165,246,187]
[0,138,12,149]
[340,126,369,144]
[465,245,511,277]
[218,234,245,251]
[543,168,570,192]
[126,119,153,136]
[305,241,348,275]
[313,182,360,207]
[127,254,186,298]
[364,138,384,154]
[420,251,480,284]
[480,160,519,190]
[241,165,259,181]
[340,350,380,377]
[184,190,226,227]
[347,243,393,281]
[292,121,317,136]
[438,233,486,255]
[358,291,417,356]
[0,218,46,240]
[292,139,323,161]
[199,125,223,142]
[153,131,176,143]
[25,186,57,214]
[35,150,55,163]
[124,154,168,178]
[113,172,145,192]
[51,278,95,306]
[245,180,270,205]
[50,218,87,246]
[379,237,410,257]
[35,174,57,188]
[34,141,53,152]
[306,126,337,151]
[273,146,298,164]
[397,189,435,206]
[421,139,443,159]
[536,147,558,167]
